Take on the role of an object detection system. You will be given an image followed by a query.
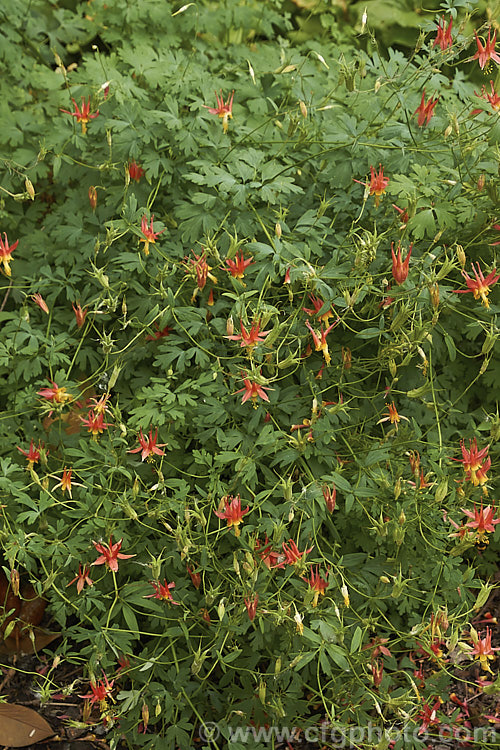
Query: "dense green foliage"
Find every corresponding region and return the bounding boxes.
[1,0,499,747]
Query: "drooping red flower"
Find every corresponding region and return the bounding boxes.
[302,294,335,325]
[145,579,179,605]
[72,303,88,328]
[139,214,165,255]
[305,319,337,366]
[234,374,272,406]
[92,536,135,572]
[391,241,412,284]
[80,672,114,706]
[0,232,18,277]
[17,439,43,468]
[226,319,271,349]
[472,80,500,115]
[471,28,500,71]
[414,90,439,126]
[67,564,94,594]
[281,539,313,566]
[417,698,442,734]
[145,323,172,341]
[81,409,110,440]
[60,97,99,134]
[214,494,250,537]
[392,204,409,225]
[470,627,500,673]
[461,503,500,536]
[224,250,254,279]
[254,536,285,570]
[433,16,453,51]
[377,402,409,431]
[204,90,234,133]
[244,593,259,621]
[187,566,201,589]
[31,293,49,314]
[128,428,167,461]
[37,379,72,404]
[453,262,499,308]
[184,249,218,301]
[52,467,83,498]
[452,438,490,486]
[322,484,336,513]
[301,565,329,607]
[128,160,145,182]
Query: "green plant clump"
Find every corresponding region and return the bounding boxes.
[0,0,500,747]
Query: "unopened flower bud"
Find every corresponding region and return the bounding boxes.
[374,78,381,93]
[429,283,439,308]
[275,222,282,238]
[155,701,162,717]
[141,703,149,731]
[444,125,453,138]
[25,178,35,200]
[10,569,20,597]
[434,478,448,504]
[226,316,234,336]
[477,174,485,191]
[380,575,390,584]
[88,186,97,211]
[341,584,350,607]
[299,100,307,118]
[456,245,466,268]
[394,477,401,500]
[258,680,266,705]
[398,509,406,525]
[389,359,397,377]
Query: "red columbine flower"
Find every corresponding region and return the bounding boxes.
[184,249,218,301]
[146,579,179,605]
[377,402,409,431]
[128,160,145,182]
[17,439,43,469]
[60,97,99,134]
[433,16,453,51]
[67,564,93,594]
[417,698,442,734]
[224,250,254,279]
[81,409,110,440]
[254,536,285,570]
[305,319,337,366]
[461,503,500,537]
[472,80,500,115]
[187,566,201,589]
[139,214,165,255]
[281,539,313,566]
[226,319,271,349]
[302,294,334,325]
[0,232,18,277]
[146,323,172,341]
[52,467,83,498]
[414,90,439,126]
[244,593,259,621]
[392,204,409,225]
[204,90,234,133]
[72,303,88,328]
[234,373,272,407]
[89,393,111,415]
[454,262,500,308]
[322,484,336,513]
[301,565,329,607]
[391,241,412,284]
[128,428,167,461]
[92,536,135,572]
[37,379,72,404]
[31,293,49,314]
[80,673,114,707]
[470,627,500,673]
[471,28,500,71]
[452,438,490,486]
[214,494,250,537]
